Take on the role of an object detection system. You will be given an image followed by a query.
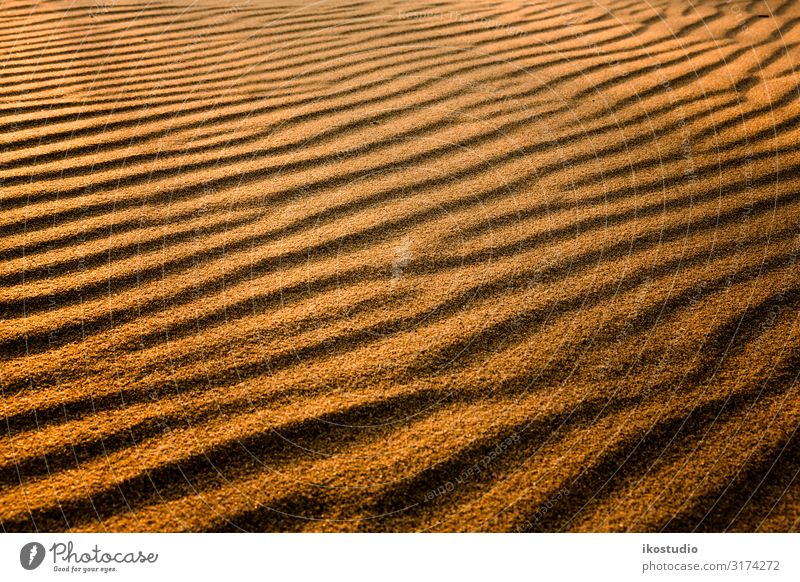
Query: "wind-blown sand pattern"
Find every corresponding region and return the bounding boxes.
[1,0,800,533]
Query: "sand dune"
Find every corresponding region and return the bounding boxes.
[1,0,800,532]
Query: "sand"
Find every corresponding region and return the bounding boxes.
[1,0,800,532]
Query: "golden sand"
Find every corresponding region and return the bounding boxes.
[1,0,800,532]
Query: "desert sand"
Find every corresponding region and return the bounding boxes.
[1,0,800,532]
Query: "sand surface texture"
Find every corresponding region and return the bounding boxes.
[2,0,800,532]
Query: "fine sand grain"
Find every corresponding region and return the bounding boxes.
[1,0,800,532]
